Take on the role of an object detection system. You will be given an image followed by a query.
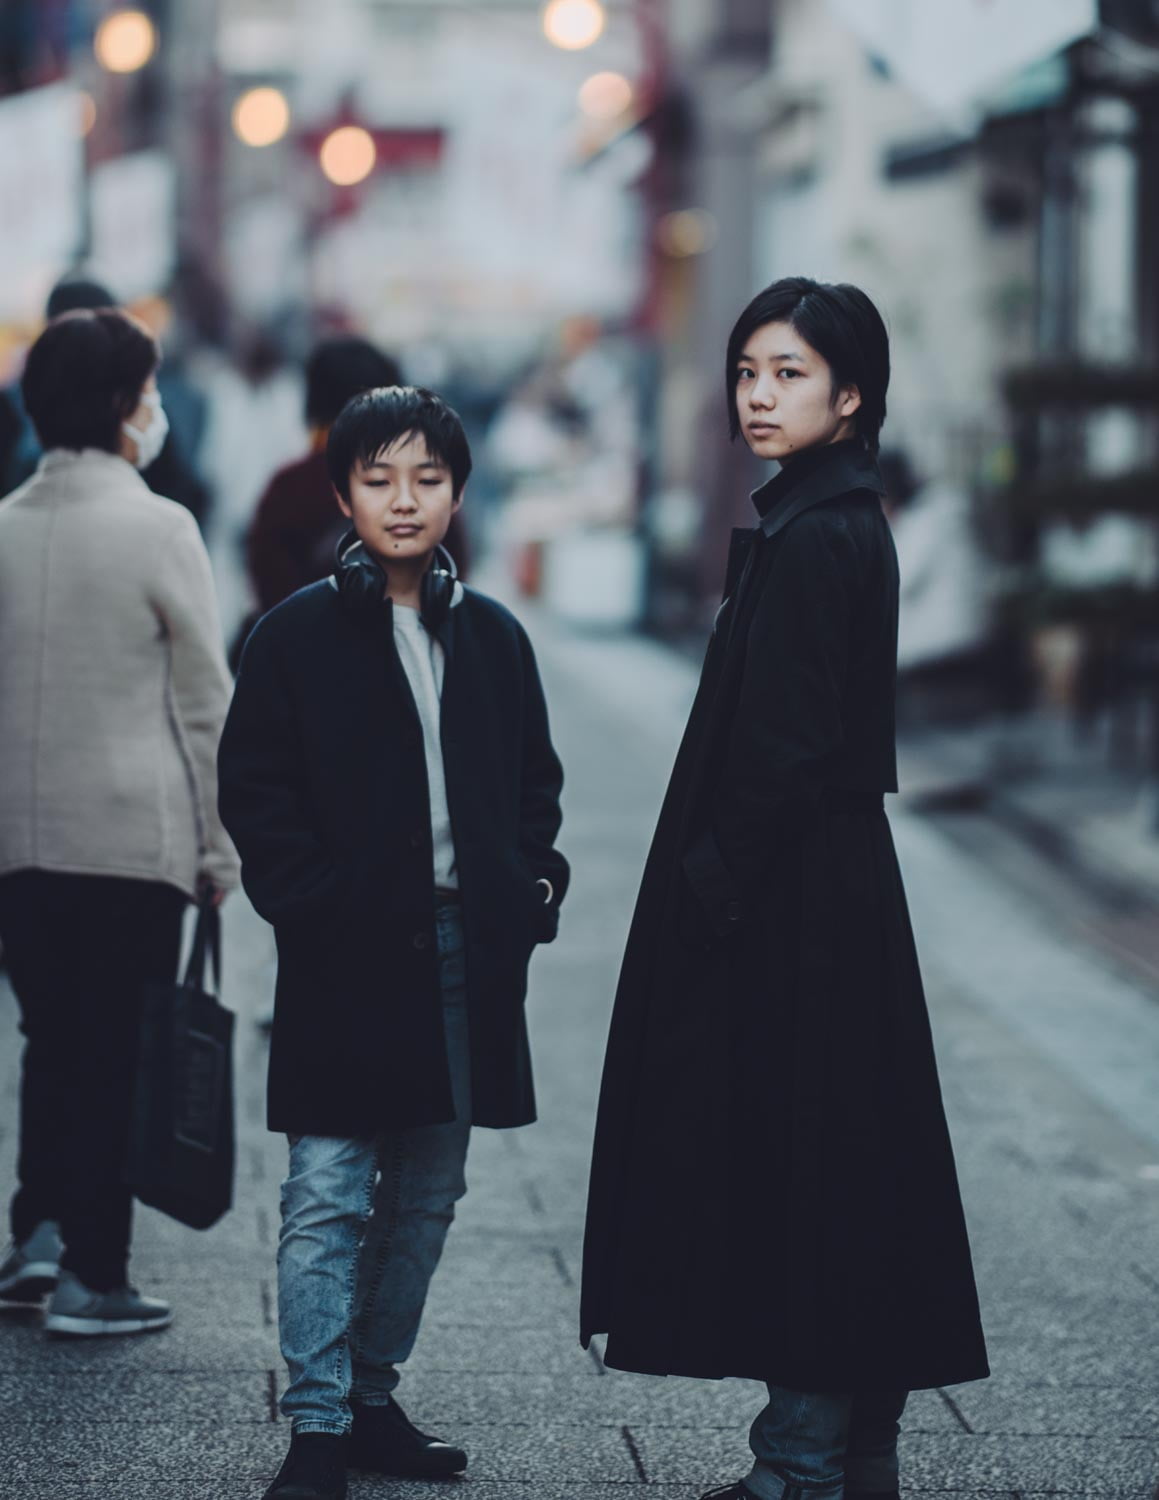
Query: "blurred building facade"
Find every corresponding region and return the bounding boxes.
[643,0,1159,785]
[2,0,1158,783]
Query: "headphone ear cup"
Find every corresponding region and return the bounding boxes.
[335,529,387,617]
[419,566,455,633]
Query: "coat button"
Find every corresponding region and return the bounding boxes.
[413,930,430,950]
[723,899,744,923]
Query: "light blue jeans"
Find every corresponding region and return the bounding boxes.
[745,1384,908,1499]
[277,899,471,1434]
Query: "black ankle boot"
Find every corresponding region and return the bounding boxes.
[263,1431,347,1500]
[349,1398,468,1477]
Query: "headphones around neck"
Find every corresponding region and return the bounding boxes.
[333,527,459,634]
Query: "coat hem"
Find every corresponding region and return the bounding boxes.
[0,856,196,899]
[266,1108,538,1136]
[592,1336,990,1392]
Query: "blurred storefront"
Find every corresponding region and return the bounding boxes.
[638,0,1159,877]
[3,0,1158,828]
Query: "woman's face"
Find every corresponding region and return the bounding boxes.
[734,321,861,462]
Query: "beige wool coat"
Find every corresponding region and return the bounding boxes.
[0,448,239,898]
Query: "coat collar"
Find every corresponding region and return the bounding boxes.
[750,439,885,541]
[37,447,147,487]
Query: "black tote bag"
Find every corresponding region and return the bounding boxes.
[126,897,235,1229]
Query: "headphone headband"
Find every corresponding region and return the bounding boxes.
[333,527,458,634]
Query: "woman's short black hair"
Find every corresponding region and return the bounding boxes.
[726,276,890,452]
[305,336,402,430]
[22,308,159,455]
[326,386,472,501]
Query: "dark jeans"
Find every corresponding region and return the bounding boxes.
[747,1384,909,1500]
[0,871,186,1291]
[278,897,471,1432]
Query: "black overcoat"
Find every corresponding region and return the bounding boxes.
[217,582,568,1137]
[581,441,988,1393]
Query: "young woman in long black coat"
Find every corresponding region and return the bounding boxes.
[581,278,988,1500]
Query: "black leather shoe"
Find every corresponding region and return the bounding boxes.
[263,1432,347,1500]
[349,1399,468,1477]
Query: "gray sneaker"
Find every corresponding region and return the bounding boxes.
[0,1221,62,1303]
[44,1270,172,1337]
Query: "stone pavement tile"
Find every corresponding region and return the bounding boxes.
[407,1325,601,1376]
[392,1369,758,1428]
[949,1377,1159,1438]
[385,1371,960,1435]
[442,1424,640,1482]
[0,1421,639,1487]
[0,1421,287,1484]
[421,1290,574,1333]
[0,1313,275,1373]
[130,1200,269,1249]
[983,1334,1159,1387]
[901,1432,1159,1494]
[977,1290,1159,1344]
[0,1368,273,1423]
[434,1230,578,1278]
[631,1422,1159,1493]
[349,1487,685,1500]
[432,1251,571,1300]
[132,1255,273,1289]
[0,1490,1039,1500]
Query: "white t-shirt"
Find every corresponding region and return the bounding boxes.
[392,603,457,889]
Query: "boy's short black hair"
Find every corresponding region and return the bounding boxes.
[305,337,402,430]
[22,307,159,455]
[726,276,890,452]
[326,386,472,501]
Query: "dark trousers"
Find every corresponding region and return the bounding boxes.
[0,871,185,1290]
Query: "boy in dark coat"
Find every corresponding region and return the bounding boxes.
[581,279,988,1500]
[218,387,568,1500]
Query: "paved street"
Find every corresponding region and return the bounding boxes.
[3,607,1159,1499]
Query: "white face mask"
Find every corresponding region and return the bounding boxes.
[123,390,169,470]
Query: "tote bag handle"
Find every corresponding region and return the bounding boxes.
[182,896,222,996]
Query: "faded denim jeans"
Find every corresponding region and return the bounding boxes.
[277,898,471,1434]
[745,1384,908,1500]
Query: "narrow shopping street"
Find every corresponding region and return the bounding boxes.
[2,606,1158,1499]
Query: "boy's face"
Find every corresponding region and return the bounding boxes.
[734,320,861,462]
[337,430,461,567]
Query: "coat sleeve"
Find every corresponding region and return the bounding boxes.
[217,620,346,930]
[515,622,569,942]
[151,509,241,891]
[682,512,854,937]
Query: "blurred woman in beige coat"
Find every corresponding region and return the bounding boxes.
[0,308,238,1337]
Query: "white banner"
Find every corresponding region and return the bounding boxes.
[89,150,177,302]
[826,0,1097,115]
[0,84,85,321]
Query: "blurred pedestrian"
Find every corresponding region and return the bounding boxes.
[582,278,988,1500]
[218,387,568,1500]
[0,308,239,1337]
[2,274,211,524]
[0,388,21,495]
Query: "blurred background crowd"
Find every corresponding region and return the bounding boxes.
[2,0,1159,867]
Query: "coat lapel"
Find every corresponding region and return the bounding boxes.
[715,444,884,643]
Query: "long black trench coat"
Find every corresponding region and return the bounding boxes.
[581,441,988,1394]
[218,582,568,1139]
